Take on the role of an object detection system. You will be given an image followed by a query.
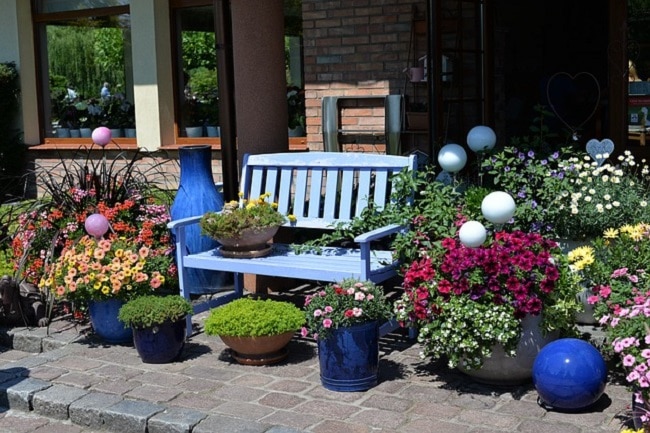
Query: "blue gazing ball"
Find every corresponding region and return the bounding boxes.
[533,338,607,411]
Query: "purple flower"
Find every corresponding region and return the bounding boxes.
[527,150,535,158]
[540,159,547,165]
[518,152,525,160]
[517,191,526,198]
[504,166,511,172]
[551,151,559,159]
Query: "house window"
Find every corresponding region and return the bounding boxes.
[33,1,133,140]
[171,1,218,139]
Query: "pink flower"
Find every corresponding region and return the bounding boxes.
[624,354,637,367]
[322,318,333,328]
[611,268,629,278]
[347,288,355,295]
[300,327,309,338]
[354,292,366,301]
[587,295,600,305]
[352,307,363,317]
[313,309,323,317]
[643,349,650,359]
[324,306,333,313]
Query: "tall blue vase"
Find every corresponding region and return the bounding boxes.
[88,299,132,344]
[317,321,380,392]
[170,145,230,295]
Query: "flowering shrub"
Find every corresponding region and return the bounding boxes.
[394,230,580,369]
[569,224,650,321]
[598,276,650,427]
[39,234,168,302]
[200,193,289,240]
[483,144,650,239]
[482,145,578,235]
[302,279,392,340]
[550,151,650,239]
[9,134,176,318]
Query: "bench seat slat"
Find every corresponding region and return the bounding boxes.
[182,244,398,282]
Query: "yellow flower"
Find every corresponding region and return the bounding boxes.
[288,214,297,222]
[603,228,619,239]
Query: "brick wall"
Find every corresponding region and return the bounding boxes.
[302,0,425,151]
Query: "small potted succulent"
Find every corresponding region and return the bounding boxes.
[204,297,304,365]
[118,295,193,363]
[200,193,288,258]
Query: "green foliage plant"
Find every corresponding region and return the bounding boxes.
[118,295,193,329]
[204,297,304,337]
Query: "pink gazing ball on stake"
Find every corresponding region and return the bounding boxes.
[91,127,112,147]
[85,213,110,238]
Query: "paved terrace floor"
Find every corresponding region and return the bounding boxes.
[0,287,635,433]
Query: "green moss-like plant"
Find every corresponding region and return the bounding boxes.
[118,295,193,329]
[204,297,304,337]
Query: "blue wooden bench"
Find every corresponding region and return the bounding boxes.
[168,151,417,336]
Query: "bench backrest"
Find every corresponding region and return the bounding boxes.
[240,152,417,228]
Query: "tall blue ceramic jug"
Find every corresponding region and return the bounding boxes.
[170,145,230,294]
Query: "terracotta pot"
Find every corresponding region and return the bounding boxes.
[219,330,295,365]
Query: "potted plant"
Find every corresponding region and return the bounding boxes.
[204,297,304,365]
[118,295,193,363]
[405,101,428,131]
[302,278,393,391]
[39,219,175,344]
[200,193,288,258]
[394,230,581,385]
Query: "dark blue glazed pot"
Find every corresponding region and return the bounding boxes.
[88,299,132,344]
[170,145,230,294]
[132,319,187,364]
[317,321,379,392]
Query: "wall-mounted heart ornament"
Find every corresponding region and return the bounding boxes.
[585,138,614,167]
[546,72,601,140]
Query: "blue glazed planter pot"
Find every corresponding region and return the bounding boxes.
[317,321,379,392]
[132,319,187,364]
[88,299,132,344]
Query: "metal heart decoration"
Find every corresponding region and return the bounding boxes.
[585,138,614,167]
[546,72,601,135]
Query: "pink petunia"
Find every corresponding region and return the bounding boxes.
[623,354,637,367]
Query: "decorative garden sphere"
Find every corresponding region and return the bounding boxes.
[91,127,112,146]
[481,191,516,224]
[85,213,110,238]
[467,125,497,152]
[437,143,467,173]
[533,338,607,411]
[458,220,487,248]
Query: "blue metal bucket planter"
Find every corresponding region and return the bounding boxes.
[88,299,132,344]
[317,321,379,392]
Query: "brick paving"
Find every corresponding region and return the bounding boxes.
[0,310,635,433]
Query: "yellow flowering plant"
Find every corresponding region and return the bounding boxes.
[200,193,289,240]
[40,234,167,303]
[569,223,650,322]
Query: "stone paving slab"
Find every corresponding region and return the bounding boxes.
[0,314,635,433]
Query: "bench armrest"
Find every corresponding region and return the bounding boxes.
[354,223,405,243]
[167,215,203,230]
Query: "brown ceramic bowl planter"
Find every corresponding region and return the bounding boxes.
[204,297,305,366]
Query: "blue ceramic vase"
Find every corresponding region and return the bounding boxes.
[170,145,230,295]
[132,319,187,364]
[317,321,380,392]
[88,299,132,344]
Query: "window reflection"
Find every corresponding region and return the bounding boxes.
[173,5,218,138]
[36,6,133,139]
